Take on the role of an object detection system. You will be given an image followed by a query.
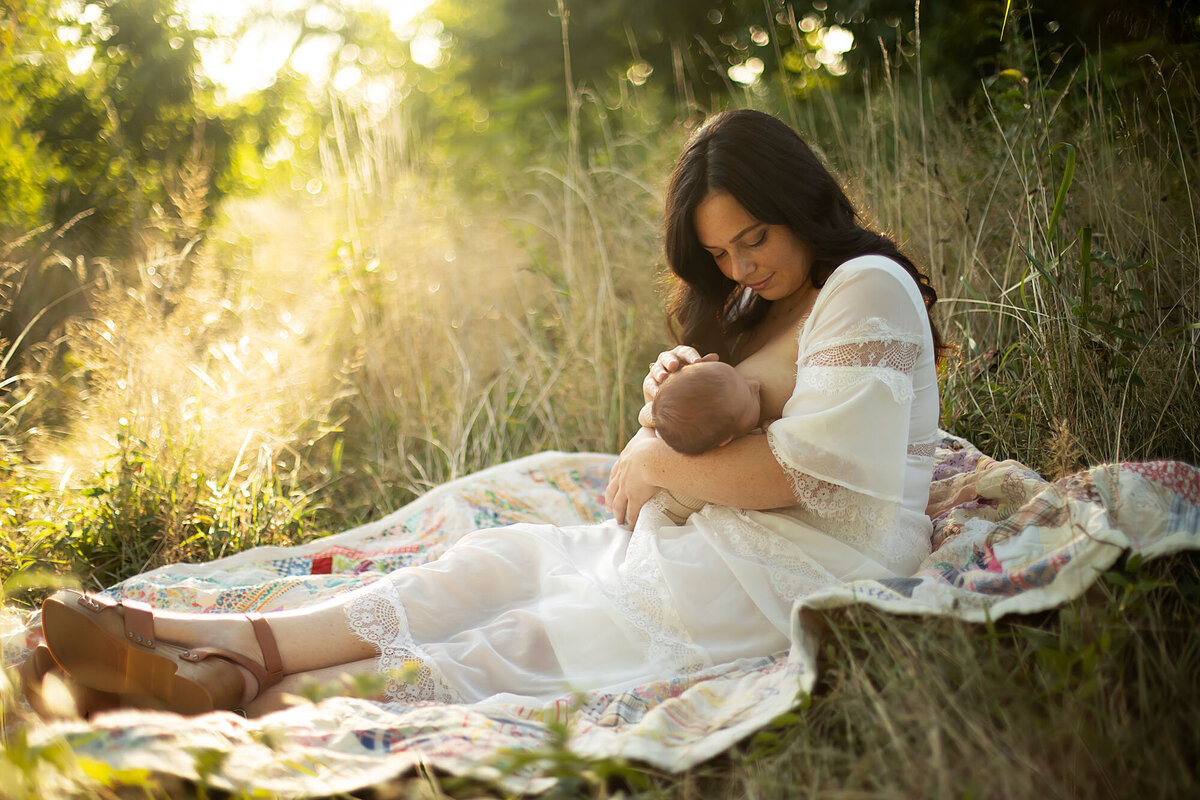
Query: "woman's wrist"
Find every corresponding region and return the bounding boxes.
[635,432,673,485]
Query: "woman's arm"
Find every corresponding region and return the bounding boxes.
[605,428,794,527]
[610,340,785,526]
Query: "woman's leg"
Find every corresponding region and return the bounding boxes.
[244,657,382,716]
[149,587,380,702]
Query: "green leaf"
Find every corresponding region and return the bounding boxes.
[1047,142,1077,240]
[1078,226,1092,322]
[188,747,229,780]
[1090,320,1148,345]
[957,276,985,301]
[1105,571,1130,588]
[1019,243,1068,300]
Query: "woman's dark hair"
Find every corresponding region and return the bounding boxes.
[664,109,946,361]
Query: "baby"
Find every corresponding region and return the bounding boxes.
[640,360,764,524]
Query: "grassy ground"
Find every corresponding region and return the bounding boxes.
[1,49,1198,798]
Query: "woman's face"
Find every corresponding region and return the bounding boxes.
[693,190,812,303]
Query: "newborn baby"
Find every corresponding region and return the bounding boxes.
[640,360,764,524]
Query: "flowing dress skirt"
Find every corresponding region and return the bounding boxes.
[344,494,923,706]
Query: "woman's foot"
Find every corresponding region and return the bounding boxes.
[19,644,121,720]
[40,590,284,715]
[151,612,275,706]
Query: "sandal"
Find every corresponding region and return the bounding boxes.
[19,643,121,720]
[41,590,284,715]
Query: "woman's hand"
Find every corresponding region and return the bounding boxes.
[605,427,665,528]
[642,346,720,403]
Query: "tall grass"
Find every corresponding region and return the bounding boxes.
[861,58,1200,476]
[1,26,1197,798]
[310,91,668,517]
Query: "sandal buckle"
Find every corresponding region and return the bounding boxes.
[78,594,103,612]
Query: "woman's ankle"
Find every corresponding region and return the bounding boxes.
[154,613,271,705]
[156,613,264,667]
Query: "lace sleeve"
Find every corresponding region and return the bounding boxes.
[764,258,930,514]
[799,317,923,404]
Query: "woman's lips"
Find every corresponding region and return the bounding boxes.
[747,274,773,292]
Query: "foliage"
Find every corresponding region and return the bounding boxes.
[407,0,872,178]
[0,423,326,598]
[0,0,74,232]
[492,719,654,797]
[425,0,778,114]
[930,58,1200,472]
[829,0,1200,103]
[2,0,215,252]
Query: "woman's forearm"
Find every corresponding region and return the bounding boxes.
[642,434,796,510]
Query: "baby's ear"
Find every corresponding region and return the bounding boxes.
[638,401,656,428]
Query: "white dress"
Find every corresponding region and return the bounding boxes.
[345,255,939,706]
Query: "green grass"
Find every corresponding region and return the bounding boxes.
[1,40,1198,799]
[638,554,1200,800]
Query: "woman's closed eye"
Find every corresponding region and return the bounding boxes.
[704,228,766,261]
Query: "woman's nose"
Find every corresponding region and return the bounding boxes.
[733,252,754,280]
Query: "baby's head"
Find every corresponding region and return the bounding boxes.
[652,361,761,454]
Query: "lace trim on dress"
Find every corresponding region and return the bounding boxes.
[707,507,839,600]
[799,365,915,405]
[602,528,710,675]
[799,317,924,405]
[804,317,924,361]
[345,579,463,706]
[907,440,936,459]
[764,436,926,567]
[765,434,869,517]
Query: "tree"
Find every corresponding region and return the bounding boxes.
[0,0,74,231]
[825,0,1200,102]
[0,0,300,255]
[422,0,795,119]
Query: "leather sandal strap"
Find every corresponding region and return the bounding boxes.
[75,592,117,612]
[75,592,159,649]
[246,613,284,689]
[185,645,271,687]
[121,600,156,648]
[181,615,284,693]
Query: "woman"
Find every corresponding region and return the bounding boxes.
[32,109,943,717]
